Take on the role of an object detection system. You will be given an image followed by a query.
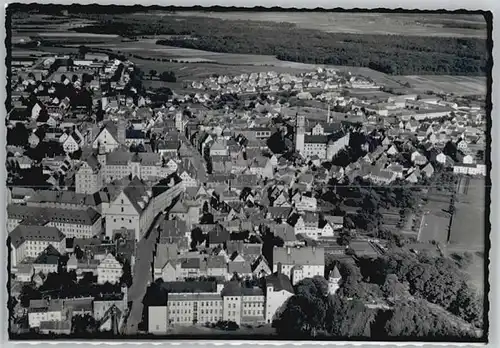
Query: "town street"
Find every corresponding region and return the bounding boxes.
[123,216,161,335]
[179,134,208,182]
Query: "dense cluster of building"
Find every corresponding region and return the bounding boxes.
[7,48,486,336]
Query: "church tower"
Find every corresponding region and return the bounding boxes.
[295,113,305,155]
[328,265,342,295]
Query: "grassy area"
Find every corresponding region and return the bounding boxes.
[391,75,487,96]
[417,212,450,243]
[450,177,486,248]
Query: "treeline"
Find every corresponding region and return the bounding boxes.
[71,15,488,75]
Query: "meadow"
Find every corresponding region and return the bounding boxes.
[393,75,487,96]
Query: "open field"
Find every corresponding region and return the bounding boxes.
[417,212,450,244]
[176,12,487,38]
[391,75,487,96]
[449,177,486,249]
[83,41,319,67]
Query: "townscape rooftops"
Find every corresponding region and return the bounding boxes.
[162,281,217,294]
[8,204,101,226]
[27,190,97,206]
[10,225,65,248]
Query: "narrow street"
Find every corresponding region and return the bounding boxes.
[123,215,162,335]
[179,134,208,182]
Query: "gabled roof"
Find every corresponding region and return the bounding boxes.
[207,224,230,245]
[33,244,61,265]
[122,177,151,214]
[265,272,294,293]
[273,246,324,266]
[169,199,189,214]
[228,261,251,274]
[161,281,217,294]
[9,225,65,248]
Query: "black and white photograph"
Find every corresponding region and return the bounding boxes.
[4,2,492,343]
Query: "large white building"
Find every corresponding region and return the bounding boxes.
[272,246,325,285]
[75,154,104,194]
[295,116,350,160]
[28,299,64,328]
[9,225,66,268]
[148,276,294,333]
[104,176,155,241]
[105,173,184,241]
[264,271,295,324]
[104,151,173,183]
[7,204,102,239]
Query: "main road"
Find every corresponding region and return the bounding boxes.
[123,214,162,335]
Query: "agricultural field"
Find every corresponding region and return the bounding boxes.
[391,75,487,96]
[83,40,317,67]
[176,12,487,38]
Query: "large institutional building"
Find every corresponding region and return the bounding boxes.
[294,111,350,160]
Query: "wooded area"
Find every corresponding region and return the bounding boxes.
[72,15,488,75]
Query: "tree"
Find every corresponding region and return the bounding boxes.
[39,270,77,298]
[159,71,177,82]
[326,296,377,337]
[202,201,209,213]
[119,259,133,288]
[385,300,471,338]
[7,122,30,147]
[74,245,84,259]
[19,284,41,308]
[230,230,249,241]
[8,296,18,317]
[149,69,157,79]
[273,294,324,337]
[72,314,98,334]
[200,213,214,224]
[336,230,352,246]
[449,284,483,328]
[190,227,205,249]
[382,274,408,300]
[78,45,89,58]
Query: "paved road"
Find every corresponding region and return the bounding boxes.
[123,215,162,335]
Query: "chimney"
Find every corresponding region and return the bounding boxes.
[277,262,282,275]
[287,247,291,255]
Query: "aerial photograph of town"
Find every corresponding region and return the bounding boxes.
[5,4,491,342]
